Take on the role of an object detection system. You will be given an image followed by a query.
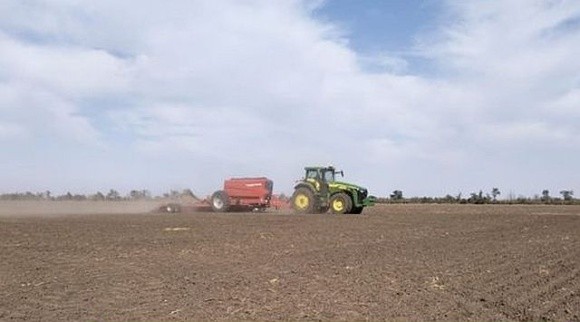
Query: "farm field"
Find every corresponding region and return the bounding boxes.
[1,203,579,321]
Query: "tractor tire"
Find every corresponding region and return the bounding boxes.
[292,187,317,214]
[210,190,230,212]
[330,193,352,214]
[350,206,364,214]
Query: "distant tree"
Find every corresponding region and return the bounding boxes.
[560,190,574,201]
[72,194,87,201]
[92,192,105,201]
[142,190,152,199]
[468,192,478,204]
[516,195,532,204]
[491,188,501,202]
[390,190,403,200]
[106,189,121,200]
[507,191,516,203]
[541,190,551,203]
[443,194,456,203]
[468,190,490,204]
[129,190,145,200]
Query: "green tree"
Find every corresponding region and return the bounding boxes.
[390,190,403,200]
[468,190,490,204]
[541,190,550,203]
[129,190,149,200]
[491,188,501,202]
[560,190,574,201]
[106,189,120,200]
[92,192,105,201]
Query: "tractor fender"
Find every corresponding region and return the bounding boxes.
[294,182,316,193]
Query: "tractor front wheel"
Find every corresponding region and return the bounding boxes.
[330,193,352,214]
[292,187,316,214]
[211,190,230,212]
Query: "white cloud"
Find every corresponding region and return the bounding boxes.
[0,0,579,196]
[478,122,571,145]
[0,81,102,145]
[0,34,131,95]
[0,122,27,140]
[550,88,580,116]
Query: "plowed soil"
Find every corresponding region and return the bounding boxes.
[1,203,579,321]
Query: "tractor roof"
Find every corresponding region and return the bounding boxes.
[304,166,335,171]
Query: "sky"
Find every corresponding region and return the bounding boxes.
[1,0,579,198]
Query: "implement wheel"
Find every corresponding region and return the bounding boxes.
[211,190,230,212]
[292,187,316,214]
[330,193,352,214]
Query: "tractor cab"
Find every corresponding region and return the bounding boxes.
[304,166,343,183]
[303,167,330,197]
[303,166,345,196]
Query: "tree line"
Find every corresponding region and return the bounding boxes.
[1,188,577,205]
[0,189,199,201]
[379,188,577,205]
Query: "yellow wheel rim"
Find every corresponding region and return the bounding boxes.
[295,194,309,209]
[332,199,344,212]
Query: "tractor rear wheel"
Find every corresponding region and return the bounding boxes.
[292,187,317,214]
[210,190,230,212]
[330,193,352,214]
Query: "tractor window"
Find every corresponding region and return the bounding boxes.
[324,171,335,182]
[306,170,319,179]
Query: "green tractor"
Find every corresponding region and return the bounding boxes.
[291,166,376,214]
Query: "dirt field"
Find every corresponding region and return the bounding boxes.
[1,203,579,321]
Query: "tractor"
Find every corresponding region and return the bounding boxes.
[291,166,376,214]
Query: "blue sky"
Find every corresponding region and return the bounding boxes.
[316,0,439,52]
[0,0,579,198]
[315,0,441,74]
